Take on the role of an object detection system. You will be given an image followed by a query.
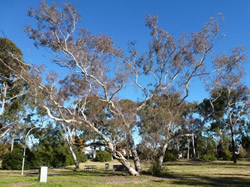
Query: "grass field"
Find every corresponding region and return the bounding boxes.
[0,160,250,186]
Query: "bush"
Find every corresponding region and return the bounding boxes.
[0,144,9,160]
[149,161,168,177]
[64,154,74,167]
[150,162,161,176]
[238,146,247,158]
[202,154,217,161]
[64,150,87,166]
[95,151,112,162]
[2,148,23,170]
[2,146,36,170]
[164,150,178,161]
[35,140,88,168]
[78,152,88,163]
[222,149,232,160]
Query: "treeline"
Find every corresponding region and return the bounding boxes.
[1,125,87,170]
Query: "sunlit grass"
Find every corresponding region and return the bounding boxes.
[0,160,250,186]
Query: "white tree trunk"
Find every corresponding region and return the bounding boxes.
[192,134,196,159]
[68,142,79,169]
[61,125,79,169]
[112,149,140,176]
[10,127,16,152]
[0,83,7,116]
[92,149,96,159]
[158,142,168,168]
[127,129,142,173]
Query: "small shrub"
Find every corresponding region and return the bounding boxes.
[78,153,88,163]
[149,161,168,177]
[202,154,217,161]
[164,150,178,161]
[222,149,232,160]
[238,146,247,158]
[95,151,112,162]
[151,162,161,176]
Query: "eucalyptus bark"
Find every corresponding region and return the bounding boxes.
[192,134,196,159]
[106,141,139,176]
[187,139,190,159]
[127,129,142,173]
[92,149,96,159]
[230,125,237,164]
[158,142,168,168]
[10,127,16,152]
[61,125,79,169]
[114,150,140,176]
[93,138,97,159]
[68,141,79,169]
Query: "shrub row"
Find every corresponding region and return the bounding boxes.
[2,144,87,170]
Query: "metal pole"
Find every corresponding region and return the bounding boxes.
[21,126,42,175]
[21,146,26,175]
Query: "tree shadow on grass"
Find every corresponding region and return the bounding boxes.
[50,170,129,177]
[164,160,250,167]
[155,172,250,187]
[24,169,129,178]
[216,173,250,177]
[163,160,218,167]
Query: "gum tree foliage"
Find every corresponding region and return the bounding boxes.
[0,38,28,145]
[208,86,249,163]
[74,95,128,158]
[0,38,26,115]
[203,39,249,163]
[196,136,217,160]
[138,92,186,167]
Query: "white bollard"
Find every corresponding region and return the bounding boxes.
[39,166,48,183]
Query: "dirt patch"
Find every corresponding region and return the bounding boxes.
[95,175,168,184]
[49,178,88,183]
[8,182,34,187]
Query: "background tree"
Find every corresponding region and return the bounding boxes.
[208,86,249,163]
[0,38,29,156]
[138,92,186,167]
[0,38,28,139]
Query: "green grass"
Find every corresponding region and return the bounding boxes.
[0,160,250,186]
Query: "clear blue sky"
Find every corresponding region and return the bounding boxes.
[1,0,250,102]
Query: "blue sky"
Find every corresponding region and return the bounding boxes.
[0,0,250,103]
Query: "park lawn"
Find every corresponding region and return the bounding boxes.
[0,160,250,187]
